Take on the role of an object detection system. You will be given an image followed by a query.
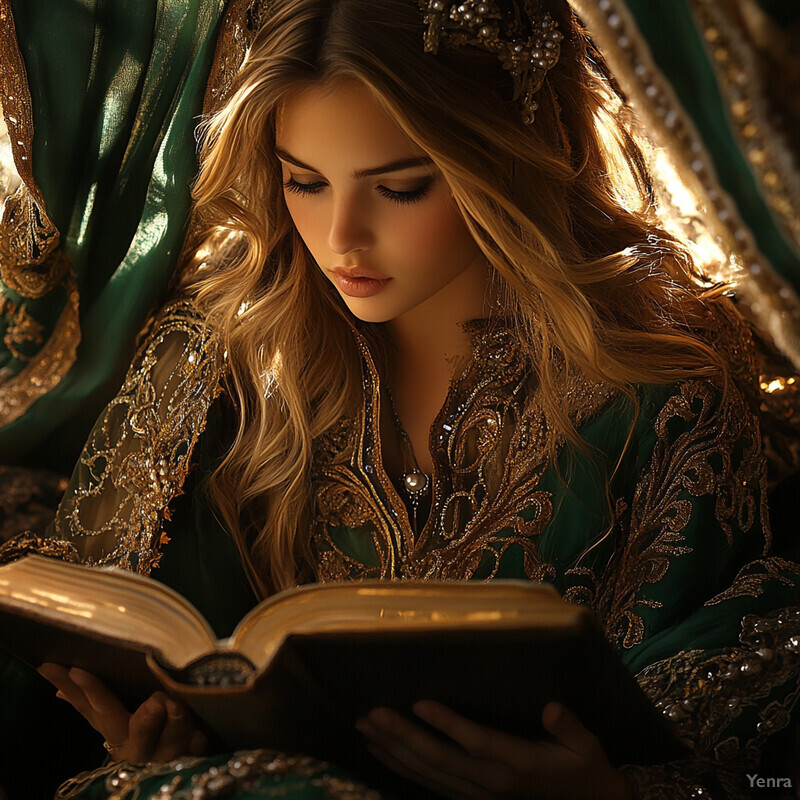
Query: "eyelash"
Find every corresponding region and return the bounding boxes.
[282,178,432,205]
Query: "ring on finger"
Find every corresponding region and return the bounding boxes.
[103,740,125,752]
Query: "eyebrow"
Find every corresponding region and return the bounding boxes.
[274,147,434,179]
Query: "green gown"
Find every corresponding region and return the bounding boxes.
[2,295,800,799]
[3,0,800,798]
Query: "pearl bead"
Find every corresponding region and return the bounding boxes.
[404,472,429,493]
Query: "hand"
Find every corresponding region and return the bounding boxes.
[37,663,210,764]
[354,700,633,800]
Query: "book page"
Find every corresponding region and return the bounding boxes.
[229,579,583,670]
[0,555,217,668]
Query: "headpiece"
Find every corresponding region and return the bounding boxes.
[416,1,563,124]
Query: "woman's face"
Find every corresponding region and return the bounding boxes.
[274,79,486,324]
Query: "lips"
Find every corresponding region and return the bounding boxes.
[330,266,388,280]
[329,267,392,299]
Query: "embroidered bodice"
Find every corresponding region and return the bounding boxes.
[310,320,615,583]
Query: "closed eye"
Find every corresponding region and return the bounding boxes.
[282,178,432,206]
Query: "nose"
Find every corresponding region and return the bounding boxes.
[327,192,373,256]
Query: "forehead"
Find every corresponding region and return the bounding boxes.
[274,79,424,163]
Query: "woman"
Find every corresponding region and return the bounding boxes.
[5,0,800,797]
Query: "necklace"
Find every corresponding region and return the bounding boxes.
[384,384,431,534]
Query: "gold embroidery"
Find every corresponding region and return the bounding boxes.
[0,1,80,421]
[0,1,64,297]
[0,530,78,566]
[312,321,616,583]
[0,1,38,200]
[689,0,800,256]
[45,298,225,574]
[0,292,44,361]
[620,606,800,800]
[0,275,80,426]
[55,751,383,800]
[0,185,65,298]
[594,377,769,650]
[708,296,800,486]
[704,557,800,606]
[0,102,21,199]
[201,0,270,117]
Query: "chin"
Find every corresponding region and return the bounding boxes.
[340,297,404,325]
[345,306,398,324]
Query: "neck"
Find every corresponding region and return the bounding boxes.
[386,255,495,373]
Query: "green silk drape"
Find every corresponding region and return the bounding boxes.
[0,0,227,471]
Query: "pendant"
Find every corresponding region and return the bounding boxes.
[403,471,429,495]
[402,470,429,536]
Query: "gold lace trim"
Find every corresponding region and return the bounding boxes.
[0,0,79,423]
[201,0,272,116]
[569,0,800,370]
[689,0,800,257]
[0,291,44,362]
[49,298,225,574]
[0,530,79,566]
[312,321,616,582]
[0,0,38,202]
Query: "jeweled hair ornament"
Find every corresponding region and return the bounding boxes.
[417,0,563,124]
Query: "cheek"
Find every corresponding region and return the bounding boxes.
[398,198,475,263]
[283,195,321,248]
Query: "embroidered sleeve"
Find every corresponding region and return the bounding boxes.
[590,379,800,798]
[0,298,226,574]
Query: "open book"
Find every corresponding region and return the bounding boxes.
[0,554,688,783]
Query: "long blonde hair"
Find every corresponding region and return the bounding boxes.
[187,0,726,598]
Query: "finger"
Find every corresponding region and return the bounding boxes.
[36,664,96,720]
[124,694,168,762]
[361,709,515,796]
[68,669,129,716]
[541,702,603,759]
[152,698,195,762]
[37,664,84,701]
[365,741,495,800]
[412,700,539,769]
[37,662,71,687]
[66,668,131,746]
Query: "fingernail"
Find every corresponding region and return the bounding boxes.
[68,667,87,683]
[55,690,66,700]
[355,718,377,736]
[167,701,183,720]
